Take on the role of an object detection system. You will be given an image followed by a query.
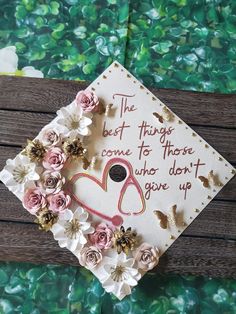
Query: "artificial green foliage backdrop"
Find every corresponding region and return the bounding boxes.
[1,263,236,314]
[0,0,236,92]
[0,0,236,313]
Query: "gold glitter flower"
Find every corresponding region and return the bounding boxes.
[113,226,137,255]
[35,208,58,231]
[23,139,46,162]
[62,138,90,170]
[63,138,86,157]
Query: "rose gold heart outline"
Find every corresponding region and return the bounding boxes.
[69,158,146,226]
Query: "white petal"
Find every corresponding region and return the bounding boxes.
[67,239,82,252]
[79,233,87,245]
[77,211,88,221]
[125,276,138,287]
[80,222,91,231]
[78,126,90,136]
[118,252,127,263]
[120,283,132,298]
[84,226,95,234]
[61,209,74,221]
[124,258,135,268]
[74,206,84,217]
[0,46,18,73]
[22,66,44,78]
[102,277,116,293]
[57,239,68,248]
[79,116,92,127]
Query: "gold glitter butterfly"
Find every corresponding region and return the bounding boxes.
[153,106,174,123]
[153,205,177,229]
[198,170,223,188]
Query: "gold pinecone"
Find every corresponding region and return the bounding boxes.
[23,139,46,162]
[113,226,137,255]
[35,208,58,231]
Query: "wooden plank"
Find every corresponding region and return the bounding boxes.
[0,109,236,163]
[0,221,235,277]
[0,183,235,239]
[0,76,235,128]
[0,76,235,277]
[0,110,55,146]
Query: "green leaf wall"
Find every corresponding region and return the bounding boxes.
[0,0,235,313]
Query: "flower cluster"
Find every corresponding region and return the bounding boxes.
[0,88,161,300]
[0,90,100,231]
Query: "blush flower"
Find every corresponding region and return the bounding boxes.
[23,187,47,215]
[48,190,71,213]
[89,223,114,250]
[40,170,65,194]
[133,243,159,271]
[40,127,61,147]
[78,246,102,269]
[75,90,99,113]
[43,147,67,171]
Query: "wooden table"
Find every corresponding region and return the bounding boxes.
[0,75,235,278]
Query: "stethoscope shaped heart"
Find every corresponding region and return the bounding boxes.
[69,158,146,226]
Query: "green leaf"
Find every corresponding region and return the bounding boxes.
[170,0,187,7]
[0,269,8,286]
[15,27,32,39]
[73,26,87,39]
[95,36,110,56]
[82,63,95,74]
[145,8,160,20]
[35,16,45,29]
[22,0,36,11]
[119,4,129,23]
[15,42,27,53]
[33,4,50,16]
[0,299,14,314]
[51,23,64,32]
[50,1,60,15]
[65,0,79,4]
[38,34,57,49]
[15,5,28,20]
[152,41,173,54]
[69,5,80,17]
[82,5,97,21]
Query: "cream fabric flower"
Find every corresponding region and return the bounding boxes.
[51,207,94,253]
[0,46,18,73]
[0,46,43,78]
[101,252,141,300]
[56,102,92,138]
[21,66,43,78]
[0,154,41,199]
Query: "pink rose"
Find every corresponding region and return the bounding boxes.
[23,188,47,215]
[43,147,67,171]
[40,170,65,194]
[48,190,71,213]
[76,90,99,112]
[40,128,61,147]
[89,223,114,250]
[78,246,102,269]
[133,243,159,271]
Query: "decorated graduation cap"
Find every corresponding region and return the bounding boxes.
[0,61,235,300]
